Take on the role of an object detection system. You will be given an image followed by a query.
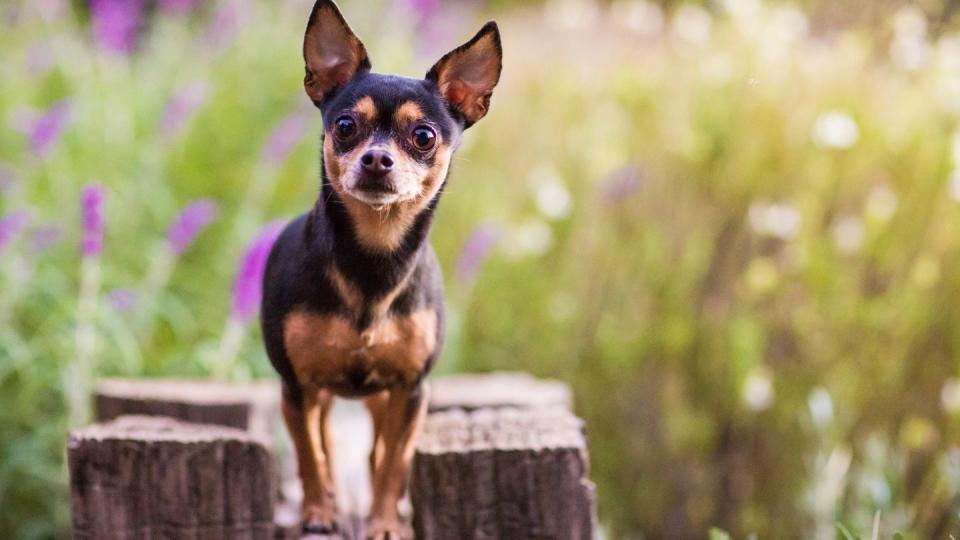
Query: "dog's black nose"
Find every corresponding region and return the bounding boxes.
[360,149,394,175]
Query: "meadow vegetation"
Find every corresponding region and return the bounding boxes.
[3,0,960,537]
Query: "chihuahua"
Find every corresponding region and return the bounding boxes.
[260,1,501,538]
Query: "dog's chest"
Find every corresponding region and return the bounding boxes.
[283,309,437,395]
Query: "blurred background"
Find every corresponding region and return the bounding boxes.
[4,0,960,538]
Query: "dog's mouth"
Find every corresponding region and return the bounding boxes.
[346,188,403,210]
[341,171,418,210]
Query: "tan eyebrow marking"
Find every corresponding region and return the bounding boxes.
[352,96,376,120]
[394,101,423,125]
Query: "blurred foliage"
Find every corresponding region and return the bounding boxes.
[4,0,960,538]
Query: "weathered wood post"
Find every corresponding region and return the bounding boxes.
[68,415,276,539]
[413,374,597,539]
[95,378,278,439]
[69,373,596,539]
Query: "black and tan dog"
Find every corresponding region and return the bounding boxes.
[260,1,501,538]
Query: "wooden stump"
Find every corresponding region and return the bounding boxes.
[429,372,573,412]
[411,407,597,540]
[68,415,276,540]
[95,378,279,439]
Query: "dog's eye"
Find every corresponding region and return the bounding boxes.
[334,116,357,139]
[411,126,437,150]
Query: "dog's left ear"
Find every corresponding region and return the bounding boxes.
[303,0,370,106]
[426,22,502,128]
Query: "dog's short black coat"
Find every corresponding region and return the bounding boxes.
[260,64,478,400]
[257,1,501,534]
[260,17,500,406]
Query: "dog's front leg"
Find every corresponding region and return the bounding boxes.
[282,386,338,534]
[366,382,429,540]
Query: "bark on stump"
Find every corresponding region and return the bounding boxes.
[95,378,278,439]
[68,415,276,540]
[411,407,597,540]
[429,372,573,412]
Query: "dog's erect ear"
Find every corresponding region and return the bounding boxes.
[426,22,502,128]
[303,0,370,106]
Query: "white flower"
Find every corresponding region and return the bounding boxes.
[535,181,573,220]
[700,51,734,83]
[808,387,834,427]
[890,6,930,71]
[546,0,600,29]
[722,0,761,22]
[951,131,960,166]
[611,0,663,38]
[812,111,859,149]
[767,5,808,44]
[504,220,554,258]
[942,378,960,413]
[832,216,865,255]
[893,6,927,40]
[949,169,960,201]
[747,201,801,240]
[742,367,774,411]
[673,4,712,45]
[866,185,898,222]
[936,34,960,72]
[891,36,931,71]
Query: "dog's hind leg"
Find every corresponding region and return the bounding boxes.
[282,386,339,534]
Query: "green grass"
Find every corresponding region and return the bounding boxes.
[3,0,960,538]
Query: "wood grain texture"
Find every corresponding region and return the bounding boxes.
[68,415,276,540]
[411,407,597,540]
[94,378,279,439]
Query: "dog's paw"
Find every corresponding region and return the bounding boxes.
[364,517,409,540]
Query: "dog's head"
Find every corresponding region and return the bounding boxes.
[303,0,501,212]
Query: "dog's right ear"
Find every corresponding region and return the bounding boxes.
[303,0,370,106]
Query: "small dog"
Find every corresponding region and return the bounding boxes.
[260,1,501,538]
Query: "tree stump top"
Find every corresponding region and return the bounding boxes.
[428,371,572,412]
[416,406,586,454]
[69,414,267,446]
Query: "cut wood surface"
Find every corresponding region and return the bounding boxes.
[428,372,573,412]
[68,415,276,540]
[95,378,278,438]
[73,373,595,539]
[411,407,597,540]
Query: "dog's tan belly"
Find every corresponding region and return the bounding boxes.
[283,309,437,395]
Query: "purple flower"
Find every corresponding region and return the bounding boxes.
[31,224,62,252]
[454,221,500,283]
[263,114,307,165]
[81,184,105,257]
[204,2,248,51]
[231,221,285,322]
[90,0,145,54]
[407,0,440,20]
[601,164,644,202]
[166,198,219,255]
[26,42,54,76]
[157,0,196,14]
[160,82,208,139]
[0,210,31,256]
[29,101,71,157]
[106,288,138,312]
[0,163,13,193]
